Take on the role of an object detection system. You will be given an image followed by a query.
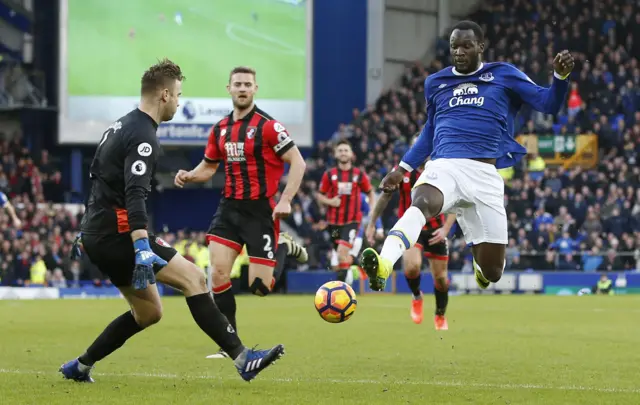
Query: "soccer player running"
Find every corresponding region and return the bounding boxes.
[316,140,375,282]
[360,21,574,291]
[366,156,456,329]
[60,59,283,383]
[174,66,306,353]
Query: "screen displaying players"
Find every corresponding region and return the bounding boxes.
[59,0,310,145]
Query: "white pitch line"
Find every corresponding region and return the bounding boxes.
[0,368,638,394]
[225,23,304,56]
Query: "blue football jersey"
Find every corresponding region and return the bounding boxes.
[0,192,7,208]
[401,62,569,170]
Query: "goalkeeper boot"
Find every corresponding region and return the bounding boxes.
[359,248,392,291]
[59,358,94,383]
[235,344,285,382]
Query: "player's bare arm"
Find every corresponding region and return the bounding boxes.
[428,213,457,245]
[175,120,224,187]
[174,160,220,187]
[366,189,376,222]
[316,192,341,208]
[366,191,392,245]
[273,145,306,219]
[379,168,406,193]
[4,201,21,228]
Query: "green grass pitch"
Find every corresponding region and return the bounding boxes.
[2,294,640,404]
[67,0,306,99]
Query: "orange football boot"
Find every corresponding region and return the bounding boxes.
[434,315,448,330]
[410,293,423,324]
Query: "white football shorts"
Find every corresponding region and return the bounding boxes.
[413,158,508,245]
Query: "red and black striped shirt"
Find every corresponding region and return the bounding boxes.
[319,167,372,225]
[398,169,445,230]
[204,106,295,200]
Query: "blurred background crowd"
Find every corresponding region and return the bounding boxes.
[0,0,639,287]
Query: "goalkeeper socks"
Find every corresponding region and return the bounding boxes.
[405,272,422,298]
[434,277,449,316]
[213,282,237,333]
[186,292,244,359]
[79,311,143,366]
[381,206,426,265]
[272,246,289,285]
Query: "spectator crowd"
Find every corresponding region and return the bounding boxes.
[1,0,639,286]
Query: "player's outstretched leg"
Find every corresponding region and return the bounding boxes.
[159,254,284,381]
[471,244,506,289]
[429,257,449,330]
[360,184,443,291]
[402,247,423,324]
[59,285,160,383]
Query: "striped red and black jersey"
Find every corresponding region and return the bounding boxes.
[319,167,372,225]
[398,169,445,231]
[203,106,295,200]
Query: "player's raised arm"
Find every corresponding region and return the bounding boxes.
[175,125,220,187]
[265,121,306,218]
[507,50,574,114]
[123,133,157,241]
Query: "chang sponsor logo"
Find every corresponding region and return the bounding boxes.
[449,83,484,107]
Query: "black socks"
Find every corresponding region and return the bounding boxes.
[79,311,142,366]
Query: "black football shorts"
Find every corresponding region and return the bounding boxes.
[415,229,449,260]
[327,223,359,249]
[82,233,177,287]
[206,198,280,267]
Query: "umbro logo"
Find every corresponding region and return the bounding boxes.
[438,83,447,89]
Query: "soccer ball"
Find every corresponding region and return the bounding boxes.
[314,281,357,323]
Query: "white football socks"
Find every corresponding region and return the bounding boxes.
[380,206,427,265]
[330,250,339,268]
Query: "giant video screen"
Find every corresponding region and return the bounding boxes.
[58,0,311,146]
